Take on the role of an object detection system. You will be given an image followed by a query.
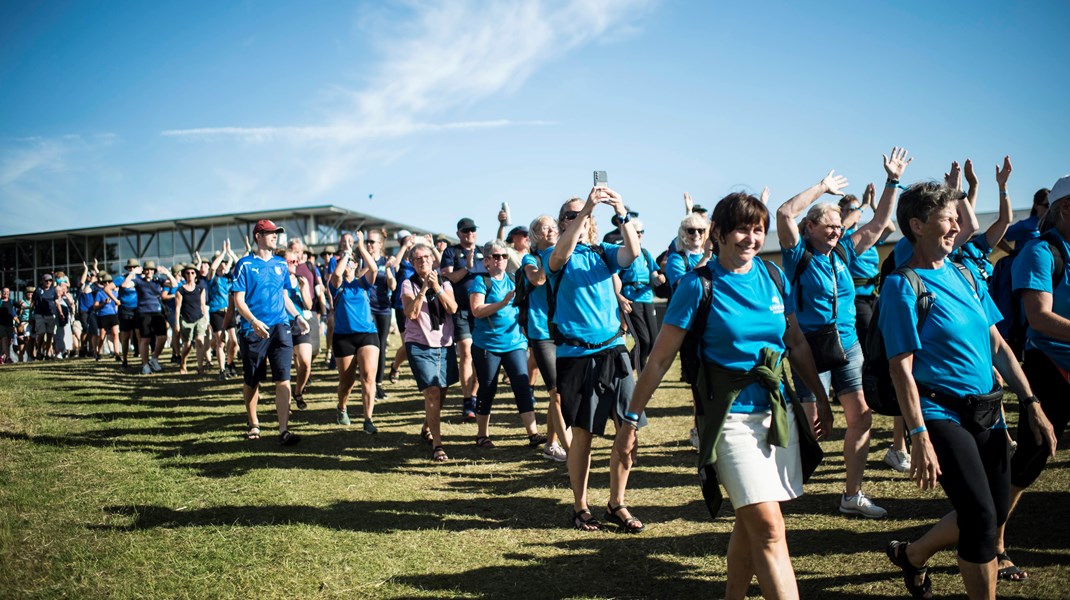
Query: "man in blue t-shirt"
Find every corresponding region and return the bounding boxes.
[115,258,142,367]
[440,217,489,420]
[30,273,62,360]
[232,219,309,446]
[121,260,176,374]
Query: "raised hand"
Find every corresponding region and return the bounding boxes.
[354,230,365,246]
[883,147,913,180]
[497,209,508,224]
[759,187,769,205]
[821,170,849,196]
[863,182,875,207]
[964,158,978,188]
[684,192,694,212]
[996,155,1013,187]
[602,187,626,215]
[944,160,962,191]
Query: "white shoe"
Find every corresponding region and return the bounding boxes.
[883,446,911,473]
[148,356,162,372]
[689,427,701,449]
[140,363,152,375]
[839,491,887,519]
[541,443,567,462]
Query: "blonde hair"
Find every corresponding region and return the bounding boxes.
[800,203,840,241]
[529,215,558,248]
[677,212,710,249]
[558,198,597,242]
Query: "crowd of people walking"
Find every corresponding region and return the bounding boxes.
[3,154,1069,600]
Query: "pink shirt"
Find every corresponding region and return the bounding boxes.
[401,279,454,348]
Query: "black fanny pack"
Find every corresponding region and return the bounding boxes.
[918,384,1004,434]
[804,323,849,372]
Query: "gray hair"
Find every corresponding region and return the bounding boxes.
[483,239,509,255]
[529,215,558,247]
[800,203,840,240]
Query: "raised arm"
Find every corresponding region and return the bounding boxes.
[354,231,377,285]
[549,188,601,273]
[945,160,979,248]
[852,147,912,254]
[776,170,849,249]
[986,156,1014,249]
[496,209,508,241]
[604,188,639,268]
[840,187,871,231]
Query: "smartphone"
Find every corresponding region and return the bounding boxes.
[593,171,607,188]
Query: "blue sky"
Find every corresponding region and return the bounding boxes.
[2,0,1068,253]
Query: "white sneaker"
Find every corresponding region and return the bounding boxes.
[541,443,567,462]
[883,446,911,473]
[839,491,887,519]
[140,363,152,375]
[689,427,701,449]
[148,356,162,372]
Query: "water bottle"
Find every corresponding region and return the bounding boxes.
[501,202,511,226]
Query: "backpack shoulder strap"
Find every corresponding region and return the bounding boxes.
[891,267,934,330]
[1041,230,1068,287]
[791,243,815,311]
[832,242,849,265]
[951,262,978,295]
[757,258,787,305]
[690,265,714,340]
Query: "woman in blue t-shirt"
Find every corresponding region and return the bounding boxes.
[878,181,1053,600]
[999,175,1068,580]
[521,215,569,462]
[664,212,711,290]
[329,231,381,434]
[617,193,830,598]
[776,149,911,519]
[613,218,665,372]
[469,239,545,449]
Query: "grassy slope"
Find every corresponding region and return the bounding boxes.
[1,341,1068,599]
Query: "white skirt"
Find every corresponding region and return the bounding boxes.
[714,409,803,509]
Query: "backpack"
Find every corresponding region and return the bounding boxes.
[861,263,977,416]
[987,231,1067,359]
[679,259,786,386]
[652,248,673,299]
[512,265,533,334]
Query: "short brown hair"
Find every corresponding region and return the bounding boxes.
[897,181,958,244]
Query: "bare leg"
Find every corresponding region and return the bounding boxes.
[336,354,357,413]
[358,345,379,420]
[424,387,445,446]
[546,388,571,451]
[243,383,259,426]
[519,410,538,436]
[457,338,478,400]
[959,557,997,600]
[568,428,594,516]
[839,390,872,496]
[893,416,907,453]
[294,343,312,396]
[275,380,291,433]
[608,419,641,529]
[731,502,799,600]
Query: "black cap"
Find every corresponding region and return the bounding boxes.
[691,204,708,214]
[457,217,477,231]
[507,226,528,241]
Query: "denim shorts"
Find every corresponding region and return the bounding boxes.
[793,340,863,402]
[406,342,459,391]
[453,310,473,341]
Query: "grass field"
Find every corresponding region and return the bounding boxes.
[1,337,1068,599]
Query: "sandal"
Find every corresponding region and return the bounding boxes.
[431,445,448,462]
[475,436,495,448]
[294,393,307,410]
[997,551,1028,582]
[527,432,548,447]
[246,425,261,440]
[420,427,434,445]
[605,503,645,534]
[571,509,601,531]
[886,541,932,599]
[389,361,399,384]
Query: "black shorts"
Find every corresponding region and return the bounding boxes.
[119,307,138,333]
[209,310,230,333]
[292,322,312,346]
[78,312,99,337]
[332,332,379,358]
[97,314,119,331]
[239,323,293,386]
[138,312,168,338]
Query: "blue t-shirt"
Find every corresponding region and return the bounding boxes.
[781,238,859,349]
[845,228,880,296]
[520,253,550,341]
[132,277,166,314]
[369,256,393,314]
[1012,232,1070,372]
[78,285,98,313]
[115,275,139,308]
[470,274,526,353]
[207,274,232,313]
[1005,215,1040,249]
[664,259,792,413]
[232,254,293,333]
[96,288,118,317]
[878,260,1004,426]
[665,250,703,290]
[619,248,658,303]
[952,234,994,281]
[544,243,626,358]
[330,276,377,335]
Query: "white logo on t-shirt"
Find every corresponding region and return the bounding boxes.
[274,266,282,275]
[770,293,784,315]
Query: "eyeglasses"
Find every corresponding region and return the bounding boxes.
[287,259,299,264]
[490,253,509,260]
[817,223,844,233]
[562,210,581,222]
[686,228,705,235]
[460,227,477,234]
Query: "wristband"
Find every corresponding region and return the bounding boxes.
[885,178,899,187]
[624,411,640,422]
[618,213,632,224]
[999,190,1009,197]
[1021,395,1039,408]
[908,425,927,437]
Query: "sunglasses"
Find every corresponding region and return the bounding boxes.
[686,228,705,235]
[489,253,509,260]
[562,210,581,221]
[636,230,645,235]
[460,227,477,234]
[365,240,378,245]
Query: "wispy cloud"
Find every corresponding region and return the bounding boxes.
[162,0,652,144]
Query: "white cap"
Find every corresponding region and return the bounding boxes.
[395,229,412,241]
[1050,175,1070,205]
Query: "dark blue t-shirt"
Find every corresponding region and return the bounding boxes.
[440,244,488,311]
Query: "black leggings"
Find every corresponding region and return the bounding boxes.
[927,419,1011,564]
[473,346,533,416]
[1012,349,1070,488]
[372,311,391,384]
[628,301,657,372]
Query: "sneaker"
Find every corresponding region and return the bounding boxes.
[148,356,162,372]
[689,427,701,449]
[883,446,911,473]
[376,385,387,400]
[462,397,477,422]
[363,418,378,435]
[218,369,228,381]
[227,364,238,378]
[542,443,567,462]
[839,491,887,519]
[140,363,152,375]
[279,430,301,446]
[337,409,351,426]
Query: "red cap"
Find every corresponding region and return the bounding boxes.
[254,219,284,235]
